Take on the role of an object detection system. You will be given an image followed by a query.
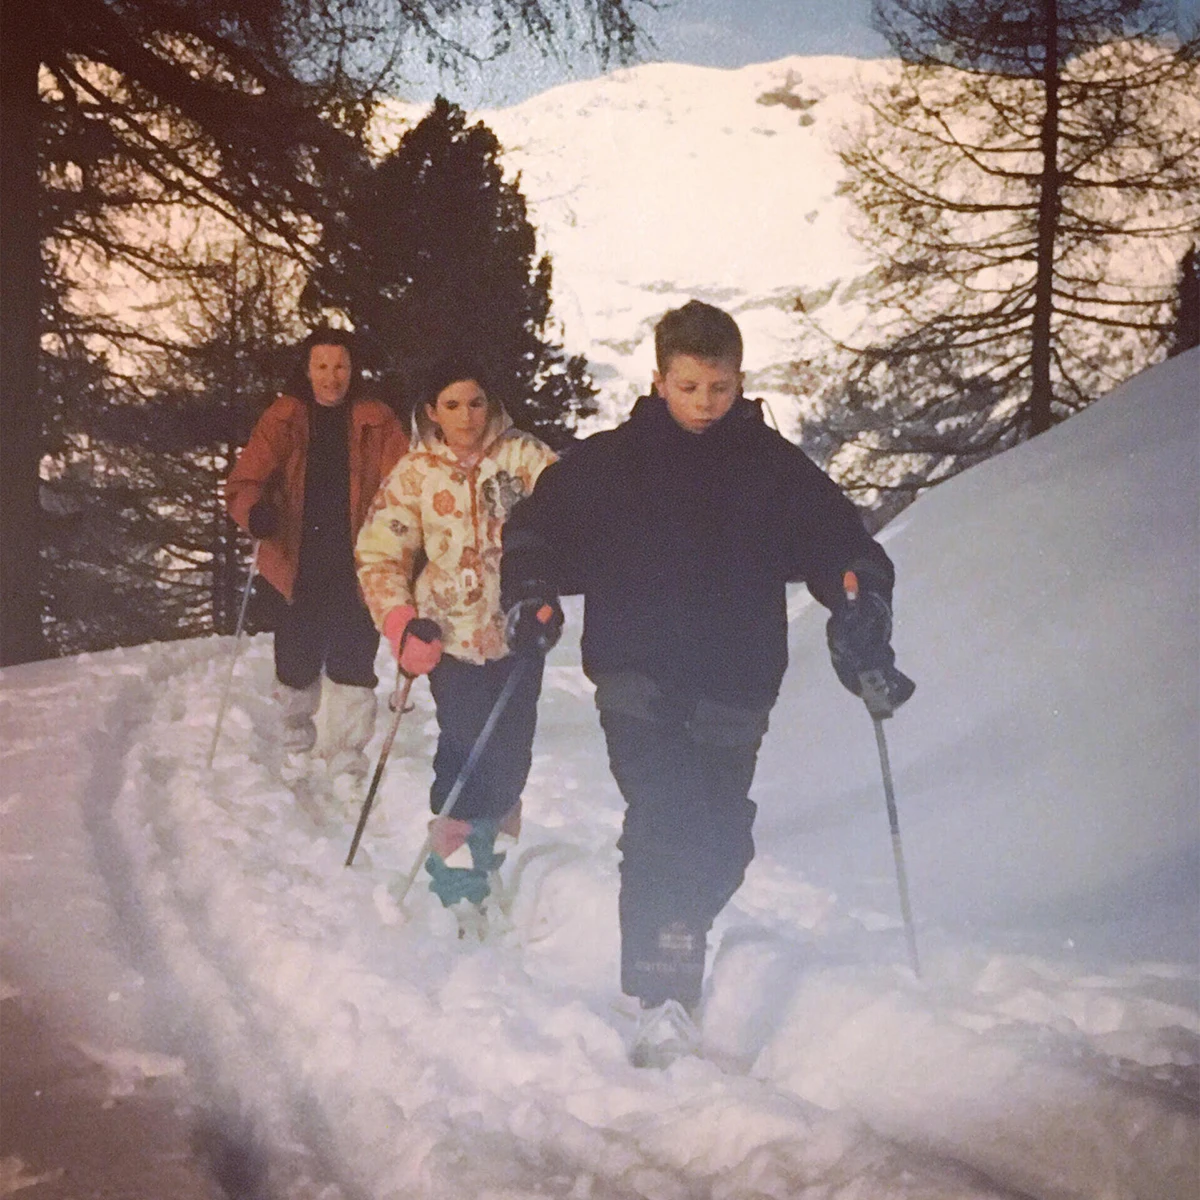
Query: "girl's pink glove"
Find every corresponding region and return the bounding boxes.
[383,605,444,677]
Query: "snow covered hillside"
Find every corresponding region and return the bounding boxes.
[377,56,890,429]
[376,53,1194,435]
[2,344,1196,1196]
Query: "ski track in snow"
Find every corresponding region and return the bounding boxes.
[93,634,1198,1200]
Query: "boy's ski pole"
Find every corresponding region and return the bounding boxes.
[206,539,260,770]
[863,686,921,978]
[388,652,533,911]
[844,571,921,979]
[344,672,415,867]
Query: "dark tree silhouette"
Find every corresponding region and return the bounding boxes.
[1168,245,1200,356]
[303,96,597,448]
[40,246,302,654]
[800,0,1199,516]
[1,0,647,664]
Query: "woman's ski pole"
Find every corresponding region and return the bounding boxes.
[206,540,260,770]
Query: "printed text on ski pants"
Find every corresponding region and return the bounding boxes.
[428,652,544,824]
[594,672,769,1005]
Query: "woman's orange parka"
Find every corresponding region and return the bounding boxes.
[225,393,408,603]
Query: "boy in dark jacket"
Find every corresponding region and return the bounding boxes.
[500,300,912,1066]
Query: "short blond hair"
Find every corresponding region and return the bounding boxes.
[654,301,743,373]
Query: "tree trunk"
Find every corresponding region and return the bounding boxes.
[1029,0,1060,436]
[0,13,49,664]
[1169,246,1199,357]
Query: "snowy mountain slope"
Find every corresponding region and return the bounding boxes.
[376,52,1194,437]
[2,352,1197,1196]
[756,346,1200,956]
[377,56,889,428]
[75,50,1190,448]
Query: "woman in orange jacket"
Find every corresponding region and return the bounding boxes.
[225,329,408,796]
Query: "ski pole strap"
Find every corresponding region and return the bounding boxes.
[858,667,908,720]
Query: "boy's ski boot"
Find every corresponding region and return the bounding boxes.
[629,999,701,1069]
[624,919,706,1066]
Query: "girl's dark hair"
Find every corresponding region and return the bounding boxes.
[654,300,743,373]
[422,355,493,405]
[412,355,506,445]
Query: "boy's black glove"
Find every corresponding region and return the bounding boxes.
[505,591,564,655]
[827,572,914,717]
[855,665,916,720]
[827,589,893,682]
[248,501,280,539]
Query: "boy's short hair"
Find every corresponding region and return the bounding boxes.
[654,300,743,373]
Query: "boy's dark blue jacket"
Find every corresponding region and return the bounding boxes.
[501,393,893,709]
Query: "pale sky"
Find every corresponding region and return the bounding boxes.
[401,0,1200,109]
[400,0,886,108]
[641,0,886,67]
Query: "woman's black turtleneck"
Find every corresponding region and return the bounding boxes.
[296,400,355,595]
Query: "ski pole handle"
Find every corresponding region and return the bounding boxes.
[841,569,915,719]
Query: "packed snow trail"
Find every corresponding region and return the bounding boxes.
[101,630,1197,1200]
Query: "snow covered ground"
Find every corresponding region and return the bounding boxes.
[2,349,1197,1198]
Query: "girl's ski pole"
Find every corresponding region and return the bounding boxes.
[344,672,415,867]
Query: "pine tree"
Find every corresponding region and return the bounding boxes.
[303,96,597,448]
[1,0,645,663]
[40,246,302,654]
[801,0,1200,515]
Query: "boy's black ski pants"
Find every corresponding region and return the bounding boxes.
[594,672,770,1009]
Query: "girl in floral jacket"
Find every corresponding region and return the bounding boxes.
[356,360,556,924]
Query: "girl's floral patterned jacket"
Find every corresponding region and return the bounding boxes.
[356,415,557,664]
